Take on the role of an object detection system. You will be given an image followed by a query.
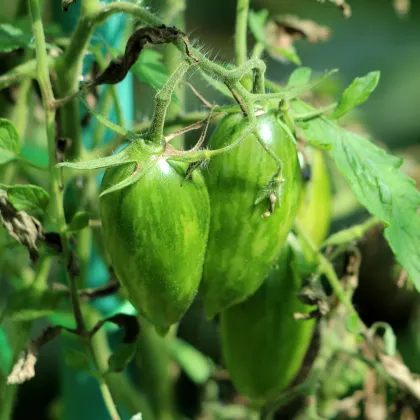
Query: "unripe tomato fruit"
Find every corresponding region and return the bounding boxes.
[220,148,332,404]
[100,141,210,331]
[297,149,331,246]
[201,112,302,318]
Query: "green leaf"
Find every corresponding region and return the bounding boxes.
[67,211,90,232]
[108,342,137,373]
[294,100,420,288]
[0,23,58,53]
[0,149,16,165]
[0,23,34,53]
[0,119,20,154]
[3,287,66,321]
[248,9,269,44]
[345,312,361,334]
[0,327,12,376]
[287,67,312,88]
[170,338,212,385]
[371,322,396,357]
[133,49,168,92]
[0,184,50,217]
[64,348,92,372]
[332,71,380,119]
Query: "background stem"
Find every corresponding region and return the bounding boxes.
[235,0,252,90]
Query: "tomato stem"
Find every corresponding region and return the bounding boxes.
[148,60,192,144]
[27,1,122,418]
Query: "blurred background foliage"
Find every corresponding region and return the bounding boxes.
[1,0,420,419]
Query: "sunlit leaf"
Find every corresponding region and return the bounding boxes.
[0,119,20,154]
[0,184,50,217]
[170,338,212,384]
[332,71,380,118]
[294,99,420,288]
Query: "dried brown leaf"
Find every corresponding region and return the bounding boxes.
[380,354,420,401]
[62,0,76,12]
[86,25,195,88]
[7,344,38,385]
[0,191,43,262]
[269,14,332,47]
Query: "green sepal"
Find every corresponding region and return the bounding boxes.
[99,159,157,197]
[57,145,136,171]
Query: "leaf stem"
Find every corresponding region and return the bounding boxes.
[234,0,252,90]
[294,221,357,317]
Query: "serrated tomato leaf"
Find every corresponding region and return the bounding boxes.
[0,184,50,217]
[0,119,20,154]
[294,100,420,287]
[332,71,380,119]
[287,67,312,88]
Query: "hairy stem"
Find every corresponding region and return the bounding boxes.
[234,0,252,90]
[148,60,192,143]
[28,1,120,417]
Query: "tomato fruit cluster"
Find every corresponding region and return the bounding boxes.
[220,148,331,404]
[99,111,331,401]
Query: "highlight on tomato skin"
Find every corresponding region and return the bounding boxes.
[201,111,303,319]
[99,153,210,332]
[220,146,332,405]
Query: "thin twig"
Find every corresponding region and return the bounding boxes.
[183,81,213,108]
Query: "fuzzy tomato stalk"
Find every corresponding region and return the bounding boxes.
[99,142,210,332]
[201,112,302,318]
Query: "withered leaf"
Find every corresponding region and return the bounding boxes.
[7,344,38,385]
[0,190,43,262]
[85,25,194,88]
[270,14,331,47]
[62,0,77,12]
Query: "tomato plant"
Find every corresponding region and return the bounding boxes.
[0,0,419,419]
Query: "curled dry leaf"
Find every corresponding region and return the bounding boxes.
[0,190,43,262]
[271,15,331,45]
[265,15,331,62]
[86,25,195,88]
[380,354,420,401]
[7,344,38,385]
[62,0,77,12]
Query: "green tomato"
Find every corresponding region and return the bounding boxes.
[297,149,331,246]
[220,147,332,404]
[201,112,302,318]
[220,242,315,405]
[100,141,210,331]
